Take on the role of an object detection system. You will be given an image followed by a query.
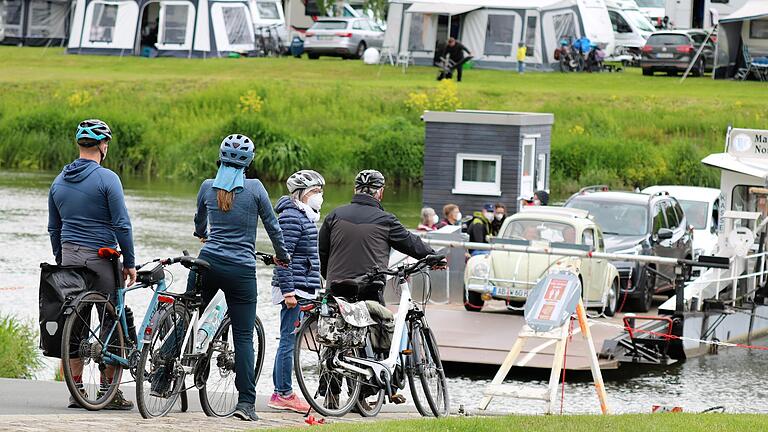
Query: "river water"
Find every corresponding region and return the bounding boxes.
[1,170,767,415]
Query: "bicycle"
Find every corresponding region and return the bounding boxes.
[256,24,285,57]
[293,254,450,418]
[134,252,274,418]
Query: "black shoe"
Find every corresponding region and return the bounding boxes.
[102,389,134,411]
[233,403,259,421]
[390,393,406,404]
[67,388,88,409]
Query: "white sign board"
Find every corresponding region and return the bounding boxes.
[728,128,768,157]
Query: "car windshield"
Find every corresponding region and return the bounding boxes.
[503,220,578,243]
[678,199,709,229]
[625,10,656,33]
[568,200,649,236]
[311,21,348,30]
[648,34,690,45]
[635,0,665,8]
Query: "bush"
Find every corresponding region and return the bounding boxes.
[0,315,41,379]
[358,117,423,184]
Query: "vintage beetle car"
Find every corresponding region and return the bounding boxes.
[463,207,621,316]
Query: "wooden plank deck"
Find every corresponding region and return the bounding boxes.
[423,304,625,370]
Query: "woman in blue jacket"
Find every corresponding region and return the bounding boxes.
[268,170,325,413]
[190,134,290,421]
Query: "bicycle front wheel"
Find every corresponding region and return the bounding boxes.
[200,315,266,417]
[61,292,126,411]
[135,304,190,419]
[408,319,450,417]
[294,313,362,417]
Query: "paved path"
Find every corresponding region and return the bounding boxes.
[0,379,418,431]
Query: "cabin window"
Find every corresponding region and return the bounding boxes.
[2,0,23,36]
[608,10,632,34]
[751,19,768,40]
[552,12,577,43]
[732,185,768,216]
[256,1,279,20]
[408,13,427,51]
[89,3,118,43]
[524,15,537,56]
[484,14,514,56]
[161,4,188,45]
[222,5,253,45]
[453,153,502,196]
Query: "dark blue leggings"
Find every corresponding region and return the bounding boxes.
[188,251,258,406]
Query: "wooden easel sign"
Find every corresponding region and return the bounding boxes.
[479,271,610,414]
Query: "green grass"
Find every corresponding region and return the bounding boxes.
[1,46,767,194]
[260,414,768,432]
[0,315,42,379]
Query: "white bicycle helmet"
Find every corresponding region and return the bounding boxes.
[287,170,325,193]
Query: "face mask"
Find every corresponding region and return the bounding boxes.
[432,214,440,225]
[455,212,462,223]
[495,213,504,221]
[307,193,323,211]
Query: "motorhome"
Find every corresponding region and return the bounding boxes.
[666,0,749,30]
[635,0,665,27]
[606,0,655,54]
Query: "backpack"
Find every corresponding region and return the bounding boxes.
[38,263,96,358]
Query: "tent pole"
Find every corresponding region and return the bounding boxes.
[447,14,451,40]
[680,24,717,83]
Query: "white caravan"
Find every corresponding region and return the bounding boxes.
[635,0,665,27]
[666,0,749,30]
[606,0,655,53]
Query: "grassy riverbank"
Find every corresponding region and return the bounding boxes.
[1,47,767,193]
[263,413,768,432]
[0,315,41,379]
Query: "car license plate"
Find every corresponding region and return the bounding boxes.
[318,35,334,40]
[494,286,529,298]
[656,53,674,59]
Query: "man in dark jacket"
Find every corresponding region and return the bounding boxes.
[445,37,471,82]
[467,203,494,255]
[319,170,434,303]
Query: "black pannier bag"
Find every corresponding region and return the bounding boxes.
[38,263,96,358]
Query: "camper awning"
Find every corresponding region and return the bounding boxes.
[718,0,768,23]
[405,3,481,15]
[702,153,768,180]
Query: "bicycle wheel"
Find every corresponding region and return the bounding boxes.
[135,304,190,419]
[407,319,449,417]
[200,315,266,417]
[294,313,362,417]
[61,292,126,411]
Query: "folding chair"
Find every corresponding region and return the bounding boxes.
[379,46,396,66]
[735,45,767,82]
[396,52,415,73]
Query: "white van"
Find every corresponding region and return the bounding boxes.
[665,0,749,30]
[606,0,656,53]
[635,0,666,27]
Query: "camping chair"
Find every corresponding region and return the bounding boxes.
[379,46,396,66]
[735,45,768,82]
[397,52,415,73]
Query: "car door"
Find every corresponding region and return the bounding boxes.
[650,202,671,288]
[658,201,680,287]
[589,228,610,302]
[580,228,597,301]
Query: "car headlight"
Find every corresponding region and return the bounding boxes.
[472,261,490,278]
[614,244,642,256]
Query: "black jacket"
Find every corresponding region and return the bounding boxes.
[445,41,470,62]
[319,194,434,285]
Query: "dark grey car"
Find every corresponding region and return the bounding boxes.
[641,30,715,76]
[565,191,693,312]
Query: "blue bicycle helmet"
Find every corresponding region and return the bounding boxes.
[219,134,255,168]
[75,119,112,146]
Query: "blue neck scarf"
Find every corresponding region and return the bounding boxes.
[213,164,245,192]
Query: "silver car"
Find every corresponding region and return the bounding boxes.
[304,18,384,60]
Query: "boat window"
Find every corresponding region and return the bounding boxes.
[678,199,708,229]
[503,220,576,244]
[484,14,515,56]
[222,5,253,45]
[89,3,118,42]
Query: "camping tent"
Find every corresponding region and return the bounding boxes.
[383,0,615,70]
[0,0,72,46]
[713,0,768,79]
[67,0,257,56]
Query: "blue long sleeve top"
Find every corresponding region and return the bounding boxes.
[48,158,135,268]
[194,179,289,267]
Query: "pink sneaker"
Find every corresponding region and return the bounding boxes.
[268,392,311,414]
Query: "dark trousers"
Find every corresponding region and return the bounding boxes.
[187,251,258,406]
[455,63,463,82]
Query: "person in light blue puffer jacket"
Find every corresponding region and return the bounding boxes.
[269,170,325,413]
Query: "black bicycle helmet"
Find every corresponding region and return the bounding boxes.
[75,119,112,147]
[354,169,385,193]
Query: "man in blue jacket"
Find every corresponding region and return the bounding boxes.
[48,119,136,410]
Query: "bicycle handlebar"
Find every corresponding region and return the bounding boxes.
[369,254,446,279]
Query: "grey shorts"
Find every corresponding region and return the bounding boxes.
[61,242,123,299]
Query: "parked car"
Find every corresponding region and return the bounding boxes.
[565,190,694,312]
[463,207,621,316]
[641,29,715,76]
[303,17,384,60]
[642,186,722,261]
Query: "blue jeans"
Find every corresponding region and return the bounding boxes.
[518,61,525,73]
[272,301,301,396]
[187,251,258,406]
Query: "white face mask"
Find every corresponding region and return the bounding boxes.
[307,193,323,211]
[495,213,504,221]
[432,214,440,225]
[455,212,462,223]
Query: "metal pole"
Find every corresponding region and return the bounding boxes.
[675,265,686,312]
[680,24,717,83]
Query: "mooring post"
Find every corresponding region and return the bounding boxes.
[675,265,686,312]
